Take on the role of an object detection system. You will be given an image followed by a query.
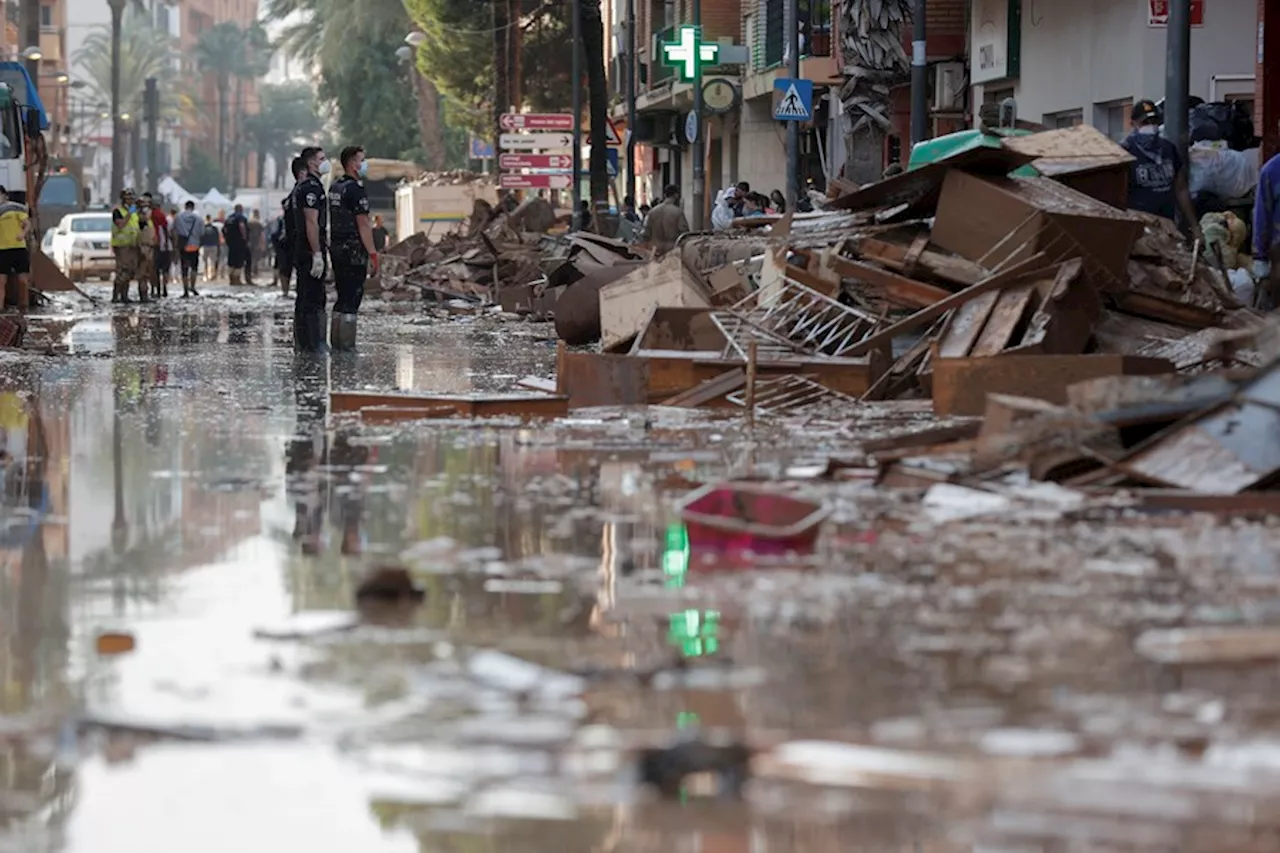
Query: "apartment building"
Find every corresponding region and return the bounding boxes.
[607,0,970,215]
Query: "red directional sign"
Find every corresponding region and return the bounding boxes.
[499,113,575,132]
[499,153,573,170]
[499,173,571,190]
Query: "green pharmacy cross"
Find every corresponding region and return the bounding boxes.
[662,25,719,82]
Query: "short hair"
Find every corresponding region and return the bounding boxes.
[340,146,364,170]
[234,203,243,212]
[663,184,679,198]
[290,156,306,178]
[185,200,195,209]
[736,181,750,193]
[142,192,153,200]
[300,146,323,163]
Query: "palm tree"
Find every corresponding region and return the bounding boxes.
[233,22,273,186]
[265,0,445,165]
[242,82,321,188]
[194,22,246,178]
[839,0,911,184]
[105,0,148,197]
[76,8,191,187]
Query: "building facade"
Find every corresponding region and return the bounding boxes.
[971,0,1257,140]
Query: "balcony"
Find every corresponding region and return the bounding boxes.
[750,0,833,72]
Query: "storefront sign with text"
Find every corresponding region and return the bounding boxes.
[1149,0,1205,27]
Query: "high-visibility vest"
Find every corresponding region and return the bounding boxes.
[110,207,140,248]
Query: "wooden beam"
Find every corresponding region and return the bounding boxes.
[829,256,952,309]
[844,253,1052,357]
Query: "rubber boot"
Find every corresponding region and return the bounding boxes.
[330,313,357,352]
[230,267,242,286]
[294,309,329,355]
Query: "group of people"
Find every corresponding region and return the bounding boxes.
[109,190,274,302]
[280,144,381,354]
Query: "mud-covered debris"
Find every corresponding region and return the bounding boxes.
[355,567,426,604]
[760,740,970,790]
[252,611,358,640]
[636,738,752,798]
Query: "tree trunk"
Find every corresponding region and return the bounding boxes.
[492,0,510,147]
[411,72,446,171]
[232,77,243,186]
[109,1,124,199]
[508,0,521,111]
[256,147,267,190]
[581,0,609,210]
[839,0,911,185]
[217,78,229,182]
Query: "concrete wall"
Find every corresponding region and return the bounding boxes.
[978,0,1257,126]
[735,95,786,195]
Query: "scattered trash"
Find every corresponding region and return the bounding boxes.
[635,737,752,799]
[95,631,136,657]
[677,482,829,561]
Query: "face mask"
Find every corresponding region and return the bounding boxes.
[357,161,368,178]
[318,160,331,176]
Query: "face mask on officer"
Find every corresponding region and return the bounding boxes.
[318,159,331,176]
[357,160,369,179]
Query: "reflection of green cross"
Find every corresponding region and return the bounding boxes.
[662,25,719,82]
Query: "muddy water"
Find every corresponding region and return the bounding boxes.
[4,303,1280,851]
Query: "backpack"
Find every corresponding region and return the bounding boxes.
[202,223,218,243]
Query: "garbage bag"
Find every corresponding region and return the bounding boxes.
[1189,101,1256,151]
[1189,142,1260,200]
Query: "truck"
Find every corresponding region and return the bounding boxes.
[37,157,89,235]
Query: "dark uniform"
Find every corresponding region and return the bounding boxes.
[278,192,297,295]
[327,175,370,315]
[291,173,328,353]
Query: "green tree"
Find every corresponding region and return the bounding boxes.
[242,82,322,188]
[194,21,246,177]
[405,0,575,142]
[263,0,440,164]
[176,147,228,195]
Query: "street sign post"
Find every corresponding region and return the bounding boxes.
[498,132,575,151]
[499,174,572,190]
[499,153,573,170]
[499,113,575,131]
[773,78,814,121]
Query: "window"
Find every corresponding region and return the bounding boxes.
[155,4,170,32]
[1094,99,1132,142]
[68,215,112,233]
[39,4,51,28]
[1044,109,1084,129]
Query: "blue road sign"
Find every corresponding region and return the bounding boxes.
[606,148,619,177]
[470,137,495,159]
[773,78,813,122]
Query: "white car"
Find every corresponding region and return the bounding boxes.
[50,212,114,282]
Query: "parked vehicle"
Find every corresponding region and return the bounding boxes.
[50,212,114,282]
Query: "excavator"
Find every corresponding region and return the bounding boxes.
[0,60,80,309]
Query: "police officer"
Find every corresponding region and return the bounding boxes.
[291,146,330,353]
[327,145,378,351]
[277,156,306,297]
[110,188,141,304]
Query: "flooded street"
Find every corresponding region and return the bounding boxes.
[6,296,1280,851]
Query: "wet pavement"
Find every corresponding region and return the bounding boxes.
[6,287,1280,851]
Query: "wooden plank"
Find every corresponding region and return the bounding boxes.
[937,292,999,358]
[332,392,569,420]
[558,351,651,407]
[1112,292,1221,330]
[931,353,1176,416]
[969,283,1038,357]
[829,256,952,308]
[784,263,840,298]
[854,235,985,287]
[845,252,1052,357]
[660,369,746,408]
[901,233,930,277]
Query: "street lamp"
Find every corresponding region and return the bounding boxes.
[20,46,42,62]
[394,45,413,62]
[405,31,427,47]
[108,0,127,198]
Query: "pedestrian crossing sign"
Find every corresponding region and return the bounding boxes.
[773,78,813,121]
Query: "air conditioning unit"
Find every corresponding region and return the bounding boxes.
[933,61,966,111]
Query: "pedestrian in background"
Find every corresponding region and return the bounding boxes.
[172,199,202,297]
[110,188,140,303]
[327,145,377,351]
[224,204,251,286]
[143,193,170,297]
[640,184,689,257]
[248,209,265,281]
[372,214,389,253]
[277,156,306,297]
[199,214,219,282]
[770,189,787,214]
[136,195,157,302]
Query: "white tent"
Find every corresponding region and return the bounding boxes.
[201,188,234,213]
[157,175,200,209]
